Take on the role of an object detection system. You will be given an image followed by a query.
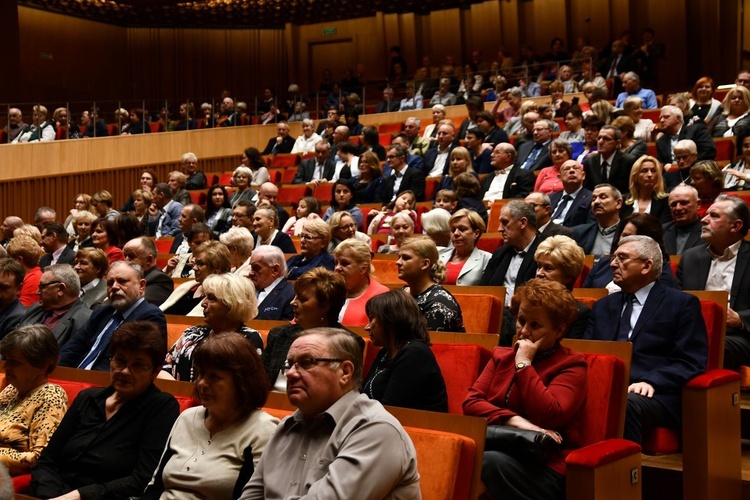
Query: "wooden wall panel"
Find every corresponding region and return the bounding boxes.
[469,1,502,61]
[426,8,463,64]
[0,2,20,101]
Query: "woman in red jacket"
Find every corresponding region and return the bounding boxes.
[463,278,588,500]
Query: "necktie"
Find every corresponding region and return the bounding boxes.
[617,294,635,341]
[552,194,573,221]
[255,287,264,298]
[523,145,542,170]
[78,312,124,369]
[608,57,619,78]
[600,160,609,181]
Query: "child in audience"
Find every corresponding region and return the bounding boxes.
[368,191,416,235]
[282,196,320,236]
[433,189,457,213]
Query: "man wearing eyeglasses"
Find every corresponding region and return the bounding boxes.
[17,264,91,347]
[585,235,707,444]
[582,125,635,195]
[239,328,420,499]
[59,261,166,371]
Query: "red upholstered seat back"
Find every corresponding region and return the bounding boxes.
[575,353,626,447]
[451,293,503,334]
[276,185,311,205]
[268,154,301,168]
[430,343,492,415]
[174,395,201,413]
[49,379,97,406]
[476,234,503,254]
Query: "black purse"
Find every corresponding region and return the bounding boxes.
[484,425,559,465]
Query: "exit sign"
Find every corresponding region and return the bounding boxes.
[322,27,337,35]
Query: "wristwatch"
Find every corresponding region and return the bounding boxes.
[515,362,531,371]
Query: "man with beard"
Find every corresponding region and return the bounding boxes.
[58,261,167,371]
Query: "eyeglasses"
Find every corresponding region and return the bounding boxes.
[37,281,61,291]
[597,136,615,141]
[110,358,153,373]
[612,253,647,264]
[299,234,322,241]
[282,357,345,372]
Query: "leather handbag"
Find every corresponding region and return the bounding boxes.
[484,425,559,465]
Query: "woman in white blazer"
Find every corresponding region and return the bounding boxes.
[438,209,492,286]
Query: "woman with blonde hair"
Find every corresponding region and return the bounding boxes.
[590,100,613,125]
[378,211,414,255]
[397,236,464,332]
[63,194,93,238]
[68,211,97,252]
[333,239,389,327]
[352,151,385,204]
[327,211,371,253]
[711,85,750,138]
[438,209,492,286]
[621,155,670,223]
[622,96,654,142]
[438,146,474,192]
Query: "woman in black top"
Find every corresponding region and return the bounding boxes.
[30,322,179,499]
[363,289,448,412]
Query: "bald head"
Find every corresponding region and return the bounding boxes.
[259,182,279,205]
[2,217,23,240]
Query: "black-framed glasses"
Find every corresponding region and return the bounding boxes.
[282,357,344,373]
[37,281,61,291]
[612,253,647,264]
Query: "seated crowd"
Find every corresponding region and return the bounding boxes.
[1,45,750,499]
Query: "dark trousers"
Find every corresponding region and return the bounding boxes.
[624,392,677,444]
[482,451,564,500]
[723,331,750,371]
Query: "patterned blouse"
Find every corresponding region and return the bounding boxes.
[414,284,465,332]
[0,383,68,475]
[164,325,264,382]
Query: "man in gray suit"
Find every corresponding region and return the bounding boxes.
[18,264,92,347]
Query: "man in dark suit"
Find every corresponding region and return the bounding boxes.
[655,106,716,167]
[455,95,483,141]
[375,88,400,114]
[122,237,174,307]
[387,134,426,176]
[583,126,635,195]
[169,204,205,254]
[585,235,707,444]
[380,144,427,204]
[481,143,534,202]
[59,261,167,371]
[662,185,703,255]
[479,200,543,345]
[572,184,622,259]
[677,195,750,370]
[147,183,184,238]
[597,39,638,96]
[292,141,338,184]
[257,182,291,230]
[249,246,295,321]
[0,258,27,339]
[261,121,295,156]
[549,160,595,228]
[662,139,698,192]
[39,222,75,270]
[514,119,554,172]
[422,123,456,177]
[526,192,573,238]
[18,264,92,347]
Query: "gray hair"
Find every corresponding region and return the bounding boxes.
[302,118,315,127]
[674,139,697,154]
[714,194,750,237]
[406,117,421,128]
[661,105,684,122]
[108,260,144,280]
[219,227,254,257]
[421,208,451,235]
[0,325,59,374]
[618,235,662,279]
[504,199,537,229]
[669,184,699,201]
[594,183,623,202]
[44,264,81,297]
[623,71,640,83]
[252,245,288,275]
[297,327,364,389]
[181,152,198,163]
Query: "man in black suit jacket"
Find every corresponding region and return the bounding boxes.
[249,247,295,321]
[549,160,596,228]
[585,235,707,444]
[514,119,554,172]
[597,40,638,96]
[662,185,703,255]
[479,200,543,345]
[655,106,716,167]
[169,204,205,254]
[122,237,174,307]
[422,123,456,177]
[583,126,635,195]
[292,141,339,184]
[677,195,750,369]
[572,184,622,258]
[261,121,295,156]
[481,143,534,202]
[40,222,75,270]
[375,88,400,114]
[59,261,167,371]
[380,144,427,204]
[18,264,92,347]
[526,192,573,238]
[0,259,27,339]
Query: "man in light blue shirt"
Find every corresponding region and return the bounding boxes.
[616,72,658,109]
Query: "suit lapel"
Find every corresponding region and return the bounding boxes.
[459,249,481,280]
[631,282,665,342]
